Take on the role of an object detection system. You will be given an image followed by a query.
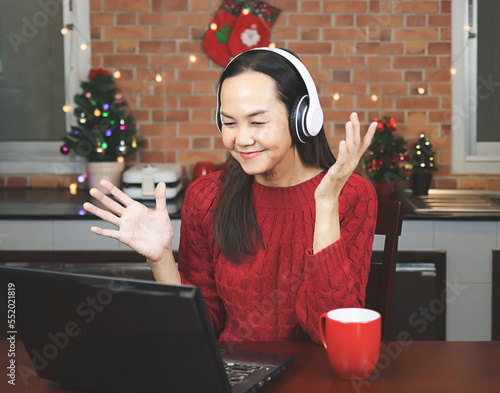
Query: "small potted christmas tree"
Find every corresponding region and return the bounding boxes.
[410,133,438,196]
[60,68,144,191]
[363,116,411,196]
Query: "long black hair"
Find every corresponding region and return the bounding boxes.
[212,49,336,262]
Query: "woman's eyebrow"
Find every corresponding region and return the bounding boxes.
[221,110,269,119]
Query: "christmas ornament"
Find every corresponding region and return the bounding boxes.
[114,93,123,106]
[227,0,281,56]
[116,140,127,155]
[203,0,245,66]
[60,144,71,155]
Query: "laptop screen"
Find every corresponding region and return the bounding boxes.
[0,266,233,393]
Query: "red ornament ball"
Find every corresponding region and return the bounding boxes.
[60,144,71,155]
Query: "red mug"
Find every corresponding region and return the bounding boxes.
[192,161,216,181]
[319,308,381,379]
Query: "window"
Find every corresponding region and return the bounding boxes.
[451,0,500,173]
[0,0,90,174]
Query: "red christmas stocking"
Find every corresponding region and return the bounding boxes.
[203,0,245,67]
[227,0,281,56]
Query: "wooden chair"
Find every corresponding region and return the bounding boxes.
[365,200,403,341]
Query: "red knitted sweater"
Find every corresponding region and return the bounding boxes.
[178,171,377,344]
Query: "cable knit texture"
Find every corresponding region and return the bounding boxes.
[178,171,377,344]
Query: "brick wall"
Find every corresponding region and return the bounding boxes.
[5,0,497,189]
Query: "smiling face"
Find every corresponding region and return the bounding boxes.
[220,71,315,187]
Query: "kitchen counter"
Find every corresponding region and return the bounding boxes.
[0,188,184,220]
[397,188,500,221]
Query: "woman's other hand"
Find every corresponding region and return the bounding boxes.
[313,112,377,253]
[315,112,377,203]
[83,180,174,263]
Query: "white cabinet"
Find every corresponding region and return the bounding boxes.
[373,219,499,341]
[0,220,53,250]
[0,219,181,252]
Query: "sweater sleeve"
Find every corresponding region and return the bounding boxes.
[177,174,226,336]
[296,174,377,343]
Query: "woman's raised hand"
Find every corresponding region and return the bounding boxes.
[315,112,377,203]
[312,112,377,253]
[83,180,174,263]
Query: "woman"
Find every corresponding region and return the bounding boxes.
[83,48,378,344]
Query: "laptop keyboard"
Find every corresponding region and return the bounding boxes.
[224,361,265,387]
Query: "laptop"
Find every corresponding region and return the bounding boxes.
[0,266,294,393]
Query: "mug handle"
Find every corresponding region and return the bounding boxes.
[319,312,329,350]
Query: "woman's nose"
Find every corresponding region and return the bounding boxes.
[235,126,255,146]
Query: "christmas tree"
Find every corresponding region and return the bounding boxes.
[60,68,144,162]
[363,116,411,182]
[411,133,438,173]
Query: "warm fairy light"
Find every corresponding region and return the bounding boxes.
[69,183,78,195]
[62,104,71,112]
[333,92,341,101]
[450,67,457,75]
[132,138,137,148]
[417,87,426,95]
[464,25,471,32]
[210,23,217,31]
[94,109,101,117]
[113,70,121,79]
[371,94,379,102]
[117,156,125,163]
[80,43,88,51]
[189,55,197,63]
[242,8,250,15]
[269,42,276,48]
[61,26,69,35]
[155,73,163,83]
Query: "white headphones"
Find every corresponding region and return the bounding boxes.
[215,47,324,143]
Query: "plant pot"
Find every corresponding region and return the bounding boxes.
[376,181,397,197]
[87,161,125,194]
[411,173,433,196]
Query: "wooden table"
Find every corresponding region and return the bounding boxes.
[1,340,499,393]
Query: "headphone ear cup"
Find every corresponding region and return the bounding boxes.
[289,95,309,143]
[216,105,223,133]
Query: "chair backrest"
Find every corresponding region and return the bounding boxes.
[365,200,403,341]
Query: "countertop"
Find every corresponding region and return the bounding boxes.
[0,188,183,220]
[397,188,500,221]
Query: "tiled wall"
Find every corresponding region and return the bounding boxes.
[3,0,499,189]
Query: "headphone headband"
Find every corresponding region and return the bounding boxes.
[215,47,324,142]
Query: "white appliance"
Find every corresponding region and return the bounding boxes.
[122,163,183,200]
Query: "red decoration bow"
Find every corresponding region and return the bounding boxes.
[88,68,110,79]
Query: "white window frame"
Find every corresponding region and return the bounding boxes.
[0,0,90,175]
[451,0,500,174]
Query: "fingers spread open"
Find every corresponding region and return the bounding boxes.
[155,182,168,214]
[100,179,135,207]
[363,121,378,150]
[344,120,354,154]
[350,112,361,146]
[90,225,121,240]
[83,202,121,227]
